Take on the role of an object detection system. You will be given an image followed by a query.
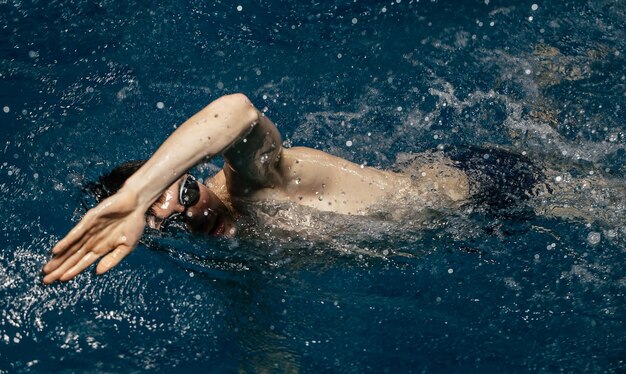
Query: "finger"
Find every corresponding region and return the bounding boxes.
[44,232,93,274]
[42,248,86,284]
[96,244,134,275]
[52,213,95,255]
[59,252,100,282]
[52,218,87,255]
[43,248,75,274]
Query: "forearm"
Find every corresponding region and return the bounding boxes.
[121,93,259,210]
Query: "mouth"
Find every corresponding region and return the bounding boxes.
[210,218,225,237]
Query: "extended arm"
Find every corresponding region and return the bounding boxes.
[43,93,279,283]
[124,93,264,209]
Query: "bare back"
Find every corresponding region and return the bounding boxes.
[212,146,470,216]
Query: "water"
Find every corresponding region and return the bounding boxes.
[1,0,625,372]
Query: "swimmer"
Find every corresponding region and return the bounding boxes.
[42,93,542,284]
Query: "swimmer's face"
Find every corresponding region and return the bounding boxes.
[147,175,236,237]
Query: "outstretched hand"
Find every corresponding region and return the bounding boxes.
[43,191,146,284]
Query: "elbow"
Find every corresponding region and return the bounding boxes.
[210,93,259,125]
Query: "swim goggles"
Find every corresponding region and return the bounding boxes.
[179,174,200,208]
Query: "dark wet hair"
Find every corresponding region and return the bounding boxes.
[87,160,147,202]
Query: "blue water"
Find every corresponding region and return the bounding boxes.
[1,0,625,372]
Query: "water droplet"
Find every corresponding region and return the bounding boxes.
[587,232,601,245]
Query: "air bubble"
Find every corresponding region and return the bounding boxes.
[156,102,165,109]
[2,106,9,113]
[587,232,601,245]
[346,140,353,147]
[236,5,243,11]
[531,4,538,11]
[351,18,358,24]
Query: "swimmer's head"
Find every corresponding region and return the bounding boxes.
[89,161,236,237]
[147,174,237,237]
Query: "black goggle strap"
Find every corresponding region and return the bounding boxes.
[179,174,200,208]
